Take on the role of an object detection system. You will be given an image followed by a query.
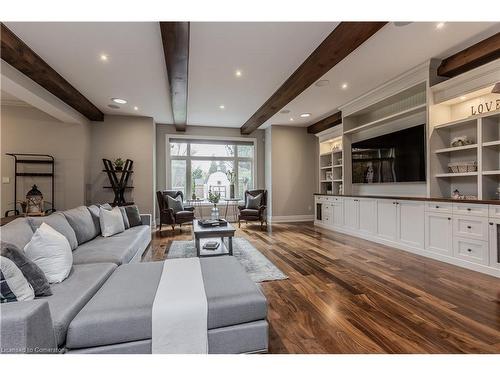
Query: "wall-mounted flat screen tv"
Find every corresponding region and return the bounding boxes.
[351,124,426,184]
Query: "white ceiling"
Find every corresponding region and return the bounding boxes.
[187,22,338,127]
[3,22,173,123]
[2,22,499,130]
[265,22,500,128]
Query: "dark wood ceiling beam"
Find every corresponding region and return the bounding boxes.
[240,22,387,135]
[0,23,104,121]
[160,22,190,132]
[307,111,342,134]
[437,32,500,78]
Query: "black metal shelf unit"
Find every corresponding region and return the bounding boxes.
[102,158,134,206]
[5,153,55,216]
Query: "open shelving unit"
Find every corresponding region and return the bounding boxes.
[319,136,343,194]
[429,82,500,200]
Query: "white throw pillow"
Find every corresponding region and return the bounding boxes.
[24,223,73,283]
[99,206,125,237]
[0,256,35,301]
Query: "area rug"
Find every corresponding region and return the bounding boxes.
[167,238,287,283]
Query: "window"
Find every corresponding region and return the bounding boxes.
[168,138,255,201]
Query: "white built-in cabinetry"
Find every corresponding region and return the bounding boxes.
[314,194,500,278]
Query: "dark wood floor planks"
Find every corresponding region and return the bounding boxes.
[144,221,500,353]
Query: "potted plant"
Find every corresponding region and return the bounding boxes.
[114,158,124,171]
[208,190,221,219]
[226,170,236,198]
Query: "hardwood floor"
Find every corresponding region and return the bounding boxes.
[143,221,500,354]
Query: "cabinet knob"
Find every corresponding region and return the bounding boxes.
[467,248,472,252]
[448,217,451,220]
[490,222,494,225]
[467,226,472,229]
[467,208,471,211]
[436,205,439,208]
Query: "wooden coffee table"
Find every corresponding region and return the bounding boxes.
[193,219,236,257]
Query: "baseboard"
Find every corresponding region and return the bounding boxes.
[269,215,314,223]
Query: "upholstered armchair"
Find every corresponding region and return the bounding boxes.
[238,189,268,229]
[156,190,195,232]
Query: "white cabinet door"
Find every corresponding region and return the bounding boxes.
[322,203,332,226]
[359,199,377,234]
[332,203,344,227]
[398,200,425,249]
[425,212,453,256]
[488,220,500,269]
[343,198,359,231]
[376,199,397,241]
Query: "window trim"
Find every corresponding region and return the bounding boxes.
[166,134,257,200]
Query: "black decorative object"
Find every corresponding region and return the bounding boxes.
[102,158,134,206]
[5,153,55,217]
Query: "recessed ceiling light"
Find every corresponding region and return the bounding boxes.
[315,79,330,87]
[235,70,242,77]
[111,98,127,104]
[133,106,139,111]
[436,22,445,30]
[341,83,348,89]
[100,54,108,61]
[219,105,225,109]
[289,118,294,122]
[314,79,330,87]
[300,113,311,118]
[280,109,291,114]
[460,96,467,101]
[108,104,120,109]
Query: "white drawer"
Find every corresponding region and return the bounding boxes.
[453,216,488,241]
[316,196,327,203]
[488,205,500,218]
[453,203,488,217]
[453,237,488,265]
[426,202,452,213]
[331,196,343,203]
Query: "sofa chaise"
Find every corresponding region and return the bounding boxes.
[0,205,268,354]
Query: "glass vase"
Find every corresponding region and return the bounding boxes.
[211,205,219,220]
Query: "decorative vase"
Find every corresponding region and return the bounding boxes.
[211,204,219,220]
[230,184,235,199]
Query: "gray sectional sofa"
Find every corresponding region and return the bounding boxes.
[0,206,268,354]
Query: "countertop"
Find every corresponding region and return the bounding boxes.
[313,193,500,205]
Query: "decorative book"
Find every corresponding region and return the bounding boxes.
[203,241,220,250]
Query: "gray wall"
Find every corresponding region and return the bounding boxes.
[264,126,273,218]
[1,105,90,215]
[269,125,318,219]
[89,115,155,215]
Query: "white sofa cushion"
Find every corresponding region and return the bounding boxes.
[99,207,125,237]
[24,223,73,283]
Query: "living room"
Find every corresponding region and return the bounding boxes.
[1,1,499,373]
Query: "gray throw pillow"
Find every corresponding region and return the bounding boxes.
[1,257,34,302]
[124,205,142,227]
[87,205,102,236]
[119,207,130,229]
[167,195,184,214]
[246,193,262,209]
[1,242,52,297]
[63,206,99,245]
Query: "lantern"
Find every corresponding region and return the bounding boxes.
[26,184,44,215]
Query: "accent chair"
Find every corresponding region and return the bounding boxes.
[156,190,195,232]
[237,189,267,230]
